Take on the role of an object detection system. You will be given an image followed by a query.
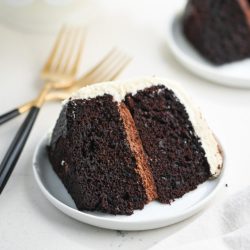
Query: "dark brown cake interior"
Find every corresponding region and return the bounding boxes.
[125,85,211,203]
[49,95,147,215]
[183,0,250,64]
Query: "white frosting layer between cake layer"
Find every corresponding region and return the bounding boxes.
[64,76,223,177]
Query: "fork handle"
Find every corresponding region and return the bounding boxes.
[0,99,35,126]
[0,106,40,194]
[0,108,20,125]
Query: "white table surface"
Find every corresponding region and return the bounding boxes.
[0,1,250,249]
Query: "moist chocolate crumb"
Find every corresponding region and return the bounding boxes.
[125,85,211,203]
[49,95,147,215]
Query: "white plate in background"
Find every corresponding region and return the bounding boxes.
[166,12,250,88]
[33,134,225,231]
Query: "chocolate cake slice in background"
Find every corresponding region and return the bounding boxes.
[183,0,250,65]
[49,77,223,215]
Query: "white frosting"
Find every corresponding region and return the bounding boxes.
[63,76,223,177]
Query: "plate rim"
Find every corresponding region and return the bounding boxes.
[166,10,250,88]
[33,133,226,231]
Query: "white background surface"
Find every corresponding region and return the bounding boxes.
[0,0,250,249]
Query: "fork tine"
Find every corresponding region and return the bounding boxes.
[81,49,123,83]
[68,28,85,76]
[42,26,66,73]
[107,57,132,80]
[60,28,78,73]
[93,56,131,83]
[85,51,129,83]
[54,27,72,73]
[81,48,118,80]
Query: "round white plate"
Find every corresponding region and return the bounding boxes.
[33,134,225,231]
[166,11,250,88]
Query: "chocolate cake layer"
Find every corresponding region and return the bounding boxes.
[49,95,147,215]
[49,77,223,215]
[125,85,211,203]
[183,0,250,64]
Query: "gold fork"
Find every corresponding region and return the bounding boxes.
[0,26,84,194]
[0,26,84,125]
[3,49,131,117]
[46,48,131,101]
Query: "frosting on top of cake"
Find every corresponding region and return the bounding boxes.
[63,76,223,177]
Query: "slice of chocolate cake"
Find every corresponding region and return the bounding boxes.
[49,77,223,215]
[183,0,250,64]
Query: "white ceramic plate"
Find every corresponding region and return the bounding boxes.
[166,11,250,88]
[33,134,225,231]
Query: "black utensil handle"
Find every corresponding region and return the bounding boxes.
[0,106,40,194]
[0,108,20,125]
